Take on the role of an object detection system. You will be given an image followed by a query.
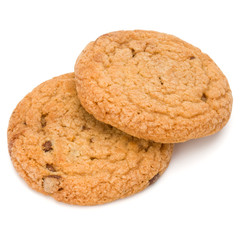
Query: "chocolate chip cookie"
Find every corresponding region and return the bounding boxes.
[75,30,232,143]
[8,73,173,205]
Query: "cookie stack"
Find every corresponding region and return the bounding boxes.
[8,30,232,205]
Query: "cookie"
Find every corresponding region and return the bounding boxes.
[74,30,233,143]
[8,73,173,205]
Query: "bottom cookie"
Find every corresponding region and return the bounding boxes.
[8,73,173,205]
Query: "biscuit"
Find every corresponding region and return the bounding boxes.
[74,30,233,143]
[8,73,173,205]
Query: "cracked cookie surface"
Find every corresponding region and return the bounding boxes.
[8,73,173,205]
[75,30,233,143]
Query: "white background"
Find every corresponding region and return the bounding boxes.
[0,1,239,239]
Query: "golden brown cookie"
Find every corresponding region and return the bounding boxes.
[75,30,233,143]
[8,73,173,206]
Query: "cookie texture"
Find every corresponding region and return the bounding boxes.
[8,73,173,205]
[75,30,233,143]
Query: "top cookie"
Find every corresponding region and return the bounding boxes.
[75,30,232,143]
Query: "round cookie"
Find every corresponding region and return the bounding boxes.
[8,73,173,206]
[74,30,233,143]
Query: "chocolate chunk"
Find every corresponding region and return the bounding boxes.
[42,141,53,152]
[41,114,48,127]
[8,132,24,155]
[149,173,160,185]
[159,77,163,85]
[46,163,56,172]
[189,56,195,60]
[201,93,207,102]
[131,49,136,57]
[81,125,90,131]
[46,175,61,179]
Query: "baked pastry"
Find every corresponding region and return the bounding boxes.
[75,30,232,143]
[8,73,173,205]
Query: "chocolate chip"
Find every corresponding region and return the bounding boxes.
[45,175,61,179]
[23,121,27,125]
[149,173,160,185]
[201,93,207,102]
[90,138,94,143]
[42,141,53,152]
[8,133,21,155]
[131,49,136,57]
[81,125,90,131]
[58,188,63,191]
[41,114,48,127]
[90,157,96,160]
[159,77,163,85]
[189,56,195,60]
[46,163,56,172]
